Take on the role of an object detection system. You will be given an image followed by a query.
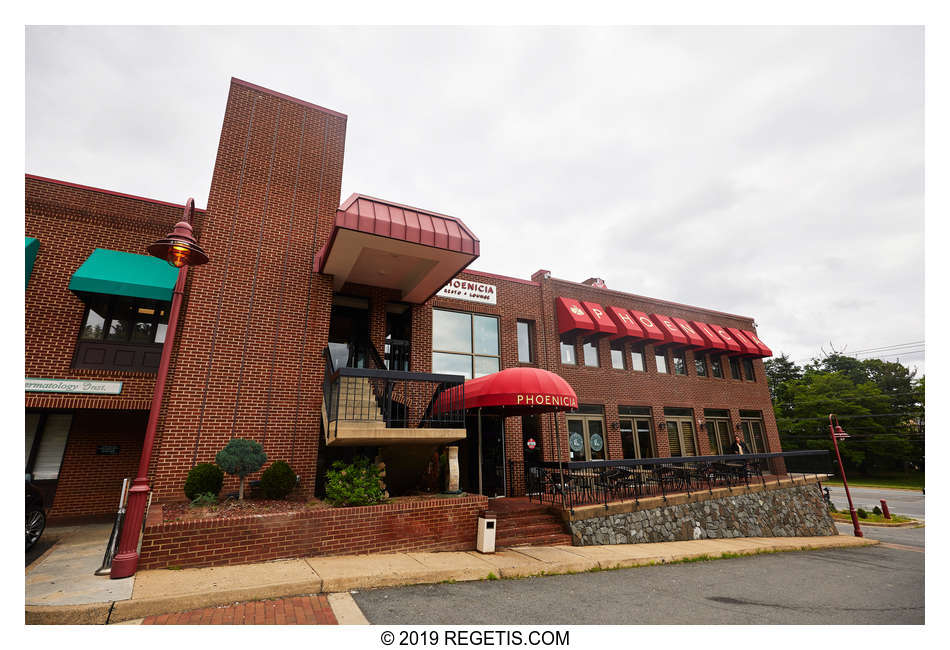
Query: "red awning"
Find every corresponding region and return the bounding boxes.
[606,306,646,340]
[556,297,595,334]
[581,301,618,336]
[727,327,761,356]
[671,317,705,348]
[627,310,666,342]
[651,313,688,346]
[706,323,743,353]
[742,330,773,358]
[434,367,578,416]
[691,321,727,352]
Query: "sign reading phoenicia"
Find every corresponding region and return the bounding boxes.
[437,279,497,305]
[25,378,123,395]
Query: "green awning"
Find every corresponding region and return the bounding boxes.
[26,237,40,290]
[69,248,178,301]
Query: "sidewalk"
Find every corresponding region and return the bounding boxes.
[27,534,877,625]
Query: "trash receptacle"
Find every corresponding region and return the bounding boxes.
[476,511,497,554]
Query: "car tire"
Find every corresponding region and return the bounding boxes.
[26,509,46,551]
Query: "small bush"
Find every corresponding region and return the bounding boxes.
[828,503,837,512]
[857,508,869,519]
[190,492,218,507]
[260,460,298,499]
[325,456,385,506]
[183,463,224,501]
[872,505,883,516]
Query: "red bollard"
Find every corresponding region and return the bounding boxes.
[880,500,891,519]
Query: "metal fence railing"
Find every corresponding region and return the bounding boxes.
[510,450,832,514]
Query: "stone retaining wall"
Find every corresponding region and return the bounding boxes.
[570,483,836,545]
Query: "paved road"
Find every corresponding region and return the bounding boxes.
[825,486,925,518]
[835,521,925,548]
[353,545,923,624]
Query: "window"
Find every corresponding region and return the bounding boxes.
[567,406,606,461]
[618,407,654,459]
[79,295,170,344]
[663,408,697,457]
[672,351,687,376]
[729,357,742,380]
[655,349,668,374]
[516,320,535,363]
[695,355,708,377]
[742,358,756,382]
[26,412,73,480]
[704,409,732,455]
[610,341,626,369]
[432,309,500,379]
[740,411,768,453]
[630,346,645,372]
[582,340,599,367]
[560,334,577,365]
[710,356,723,378]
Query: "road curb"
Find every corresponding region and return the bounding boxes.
[26,536,881,624]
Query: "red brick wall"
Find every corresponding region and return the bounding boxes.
[47,410,146,521]
[138,495,488,570]
[150,79,347,502]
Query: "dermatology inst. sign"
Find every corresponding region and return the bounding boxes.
[436,279,497,305]
[25,378,123,395]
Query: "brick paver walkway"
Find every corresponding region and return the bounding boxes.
[141,595,338,625]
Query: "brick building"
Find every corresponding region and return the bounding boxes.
[25,78,779,522]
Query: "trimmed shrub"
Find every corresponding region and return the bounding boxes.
[325,456,386,507]
[183,463,224,501]
[857,507,868,519]
[215,438,267,500]
[260,461,298,499]
[872,505,883,516]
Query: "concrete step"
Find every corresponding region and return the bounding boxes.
[498,533,574,548]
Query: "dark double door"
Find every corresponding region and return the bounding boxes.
[463,414,506,497]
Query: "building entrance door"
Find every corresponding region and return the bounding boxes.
[464,414,506,497]
[327,295,370,369]
[566,415,606,461]
[666,417,698,457]
[521,414,543,493]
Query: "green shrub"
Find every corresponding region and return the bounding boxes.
[183,463,224,501]
[216,438,267,500]
[828,503,837,513]
[857,508,868,519]
[260,460,298,499]
[872,505,883,516]
[190,492,218,507]
[325,456,385,506]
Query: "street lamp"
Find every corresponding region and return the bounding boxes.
[828,413,862,537]
[110,199,208,579]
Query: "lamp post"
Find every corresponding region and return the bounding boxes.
[110,199,208,579]
[828,414,862,537]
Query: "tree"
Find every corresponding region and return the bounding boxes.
[764,353,802,402]
[215,438,267,500]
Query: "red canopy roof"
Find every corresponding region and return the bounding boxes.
[434,367,578,415]
[727,327,761,356]
[652,313,688,346]
[742,330,773,358]
[671,317,705,348]
[581,301,618,335]
[606,306,646,340]
[691,321,728,351]
[628,310,666,342]
[707,323,743,353]
[556,297,595,334]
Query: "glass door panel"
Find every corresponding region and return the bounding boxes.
[587,420,606,460]
[635,420,654,457]
[667,421,682,456]
[568,418,586,461]
[680,421,696,456]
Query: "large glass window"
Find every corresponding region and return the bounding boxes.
[432,309,500,379]
[567,409,606,461]
[742,358,756,382]
[619,406,654,459]
[582,340,599,367]
[517,320,535,363]
[560,335,577,365]
[79,295,169,344]
[630,346,645,372]
[704,409,732,455]
[740,411,768,453]
[664,408,697,457]
[672,351,687,376]
[729,357,742,380]
[655,350,668,374]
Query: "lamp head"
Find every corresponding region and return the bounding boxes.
[148,220,209,268]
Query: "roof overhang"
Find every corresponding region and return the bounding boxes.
[315,194,479,304]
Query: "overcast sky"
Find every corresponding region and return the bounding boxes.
[25,26,925,376]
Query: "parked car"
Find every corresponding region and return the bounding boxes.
[26,479,46,551]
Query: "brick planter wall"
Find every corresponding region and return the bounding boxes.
[138,495,489,570]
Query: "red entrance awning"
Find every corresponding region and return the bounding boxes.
[706,323,743,353]
[556,297,595,334]
[691,321,727,352]
[741,330,773,358]
[434,367,578,416]
[581,301,618,336]
[627,310,666,342]
[606,306,646,340]
[651,313,688,346]
[727,327,761,356]
[671,317,705,348]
